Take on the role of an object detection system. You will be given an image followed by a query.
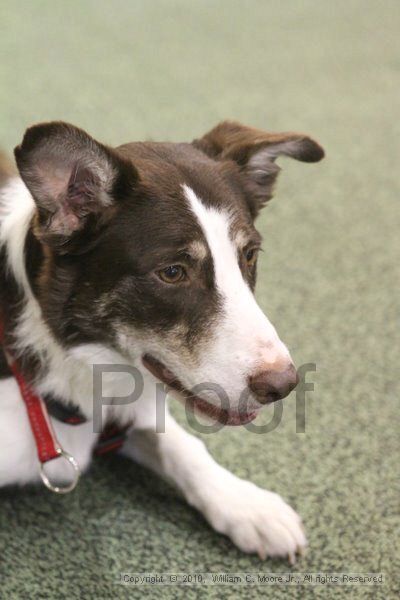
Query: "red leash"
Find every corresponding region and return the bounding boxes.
[0,318,80,493]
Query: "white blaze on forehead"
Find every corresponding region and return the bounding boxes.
[182,184,290,369]
[182,184,243,296]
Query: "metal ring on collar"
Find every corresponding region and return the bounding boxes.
[40,449,80,494]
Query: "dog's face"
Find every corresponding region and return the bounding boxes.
[15,121,324,424]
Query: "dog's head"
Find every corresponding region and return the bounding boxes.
[15,121,324,424]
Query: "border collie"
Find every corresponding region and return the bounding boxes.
[0,120,323,562]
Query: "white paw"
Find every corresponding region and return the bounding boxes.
[197,475,307,562]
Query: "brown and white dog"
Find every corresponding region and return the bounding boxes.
[0,121,323,561]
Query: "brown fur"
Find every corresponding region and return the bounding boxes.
[0,121,324,387]
[194,121,324,215]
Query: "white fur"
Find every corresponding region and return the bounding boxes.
[180,185,292,407]
[0,176,306,561]
[0,177,36,289]
[122,413,306,561]
[0,377,97,486]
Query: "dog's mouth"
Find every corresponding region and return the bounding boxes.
[142,354,258,426]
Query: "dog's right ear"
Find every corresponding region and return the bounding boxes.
[15,121,138,254]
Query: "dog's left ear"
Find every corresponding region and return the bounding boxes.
[193,121,324,217]
[15,121,138,253]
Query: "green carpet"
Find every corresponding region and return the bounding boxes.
[0,1,399,598]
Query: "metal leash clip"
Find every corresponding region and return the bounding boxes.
[40,448,81,494]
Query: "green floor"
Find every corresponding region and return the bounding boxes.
[0,1,399,598]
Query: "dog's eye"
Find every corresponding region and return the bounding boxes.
[157,265,186,284]
[245,248,258,267]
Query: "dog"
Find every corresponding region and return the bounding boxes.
[0,120,324,562]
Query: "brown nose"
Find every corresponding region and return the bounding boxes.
[248,364,299,404]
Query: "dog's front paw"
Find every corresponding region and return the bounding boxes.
[199,476,307,562]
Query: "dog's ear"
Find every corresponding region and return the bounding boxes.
[193,121,324,217]
[15,121,138,253]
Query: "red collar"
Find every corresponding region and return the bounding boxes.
[0,317,80,493]
[0,317,128,493]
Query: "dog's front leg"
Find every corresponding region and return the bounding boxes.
[122,412,306,562]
